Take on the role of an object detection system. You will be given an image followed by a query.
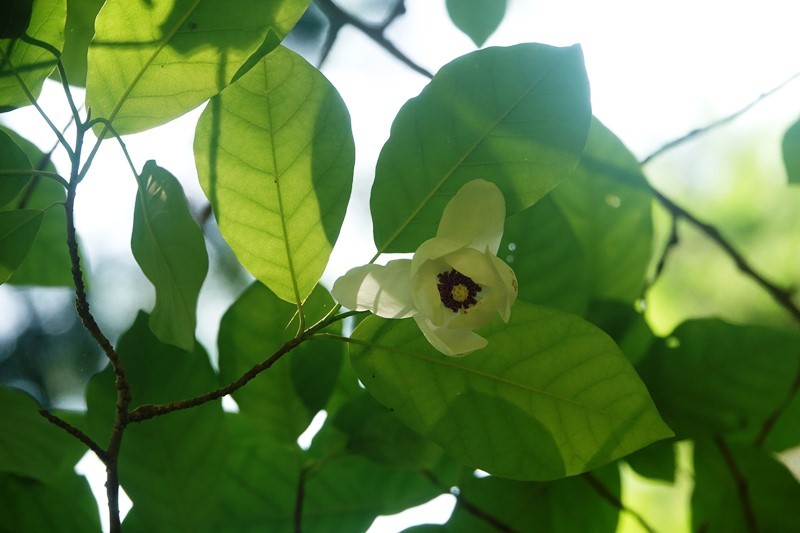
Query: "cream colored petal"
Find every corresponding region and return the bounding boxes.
[413,315,488,356]
[487,252,518,322]
[412,258,447,326]
[411,237,463,277]
[437,179,506,254]
[331,260,417,319]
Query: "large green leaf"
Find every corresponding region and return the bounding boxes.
[0,387,86,481]
[0,471,101,532]
[0,0,66,111]
[350,301,673,480]
[2,128,72,286]
[132,160,208,351]
[86,312,226,531]
[692,439,800,533]
[551,118,654,302]
[371,43,591,253]
[441,465,620,532]
[86,0,311,134]
[637,319,800,450]
[445,0,508,47]
[218,282,342,444]
[0,208,45,284]
[56,0,104,87]
[0,0,34,39]
[499,195,589,315]
[195,46,354,304]
[782,117,800,185]
[0,128,31,207]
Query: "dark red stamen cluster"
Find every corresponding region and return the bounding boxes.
[437,269,481,312]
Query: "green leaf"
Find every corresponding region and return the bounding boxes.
[0,0,34,39]
[0,471,101,532]
[445,0,508,47]
[0,387,86,481]
[0,128,31,206]
[637,319,800,449]
[195,46,354,304]
[692,439,800,533]
[0,208,45,284]
[86,312,226,531]
[0,0,66,111]
[86,0,311,134]
[443,465,620,532]
[551,118,654,302]
[56,0,104,87]
[218,281,315,444]
[371,43,591,253]
[350,301,673,480]
[500,195,589,315]
[132,160,208,351]
[587,300,656,365]
[1,127,72,286]
[782,117,800,185]
[624,440,676,483]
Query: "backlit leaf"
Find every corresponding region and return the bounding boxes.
[0,128,31,207]
[195,46,354,304]
[446,0,508,47]
[350,301,673,480]
[0,208,45,284]
[371,43,591,253]
[132,160,208,351]
[86,0,311,134]
[56,0,104,87]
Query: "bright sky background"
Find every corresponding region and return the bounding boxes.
[4,0,800,530]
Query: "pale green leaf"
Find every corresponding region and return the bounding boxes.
[86,0,311,134]
[446,0,508,47]
[0,0,66,110]
[371,43,591,253]
[132,160,208,351]
[350,301,673,480]
[56,0,104,87]
[195,46,354,304]
[551,118,654,302]
[0,208,45,284]
[782,117,800,185]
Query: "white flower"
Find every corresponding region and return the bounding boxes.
[332,179,518,356]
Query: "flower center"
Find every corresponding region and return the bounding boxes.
[437,269,481,312]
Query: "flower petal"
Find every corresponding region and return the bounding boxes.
[410,237,463,277]
[331,260,417,318]
[414,315,488,356]
[487,252,518,322]
[437,179,506,254]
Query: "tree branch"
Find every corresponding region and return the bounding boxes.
[38,409,106,460]
[421,470,516,532]
[714,437,759,533]
[315,0,433,78]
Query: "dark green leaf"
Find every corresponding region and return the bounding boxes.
[587,300,656,364]
[218,281,314,444]
[624,440,676,483]
[637,319,800,448]
[0,471,101,532]
[782,117,800,185]
[692,439,800,533]
[56,0,105,87]
[195,46,353,304]
[0,0,65,110]
[0,208,45,284]
[0,128,31,207]
[500,195,589,315]
[372,43,591,253]
[445,0,507,47]
[0,0,34,38]
[551,118,654,302]
[132,160,208,351]
[86,312,226,531]
[0,386,86,480]
[443,464,620,532]
[350,301,672,480]
[86,0,311,134]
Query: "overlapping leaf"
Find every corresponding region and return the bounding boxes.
[0,0,65,111]
[86,0,311,134]
[195,46,354,304]
[131,161,208,351]
[371,43,591,253]
[0,129,31,206]
[0,208,45,284]
[350,301,673,480]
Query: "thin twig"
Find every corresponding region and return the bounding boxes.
[714,437,759,533]
[0,169,69,189]
[294,467,308,533]
[583,472,657,533]
[86,117,139,177]
[315,0,433,78]
[641,69,800,165]
[754,358,800,448]
[421,470,516,532]
[38,409,107,460]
